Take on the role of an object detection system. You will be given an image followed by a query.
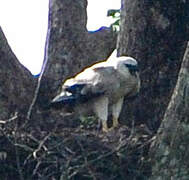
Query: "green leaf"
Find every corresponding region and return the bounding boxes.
[107,9,120,18]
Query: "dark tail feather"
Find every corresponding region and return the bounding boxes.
[50,95,77,109]
[49,91,105,109]
[65,84,86,94]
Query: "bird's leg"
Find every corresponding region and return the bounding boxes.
[112,98,124,129]
[93,97,109,132]
[112,117,119,128]
[102,121,109,132]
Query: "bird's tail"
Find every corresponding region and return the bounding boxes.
[50,92,77,109]
[50,83,105,109]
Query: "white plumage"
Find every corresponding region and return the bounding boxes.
[51,50,140,132]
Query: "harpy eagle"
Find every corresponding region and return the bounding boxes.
[50,50,140,132]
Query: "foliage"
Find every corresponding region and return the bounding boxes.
[107,9,120,32]
[79,116,97,130]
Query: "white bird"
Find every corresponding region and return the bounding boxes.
[50,50,140,132]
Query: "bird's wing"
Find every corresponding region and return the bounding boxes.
[89,66,119,94]
[66,64,118,96]
[51,63,120,106]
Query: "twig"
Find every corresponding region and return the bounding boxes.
[15,145,25,180]
[0,112,18,124]
[26,22,51,120]
[33,133,50,159]
[15,143,34,152]
[13,121,25,180]
[0,120,6,124]
[69,130,153,179]
[32,160,42,177]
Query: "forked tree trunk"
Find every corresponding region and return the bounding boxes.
[0,0,116,121]
[0,1,117,179]
[0,0,189,179]
[31,0,117,126]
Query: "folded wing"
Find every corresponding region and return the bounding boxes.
[51,62,119,107]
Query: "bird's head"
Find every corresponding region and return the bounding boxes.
[115,56,139,77]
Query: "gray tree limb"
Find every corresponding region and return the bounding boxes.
[0,27,35,119]
[150,42,189,179]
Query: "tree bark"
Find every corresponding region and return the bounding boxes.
[117,0,189,131]
[0,1,118,179]
[37,0,117,107]
[1,0,189,179]
[0,27,35,119]
[150,42,189,179]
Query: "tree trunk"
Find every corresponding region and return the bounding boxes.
[0,27,35,119]
[150,42,189,179]
[117,0,189,131]
[116,0,189,178]
[27,0,117,128]
[0,1,118,179]
[37,0,117,107]
[1,0,189,179]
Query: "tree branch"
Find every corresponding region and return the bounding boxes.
[0,27,35,119]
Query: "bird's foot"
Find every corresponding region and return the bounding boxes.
[102,122,110,132]
[112,117,119,129]
[102,119,120,132]
[102,122,117,132]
